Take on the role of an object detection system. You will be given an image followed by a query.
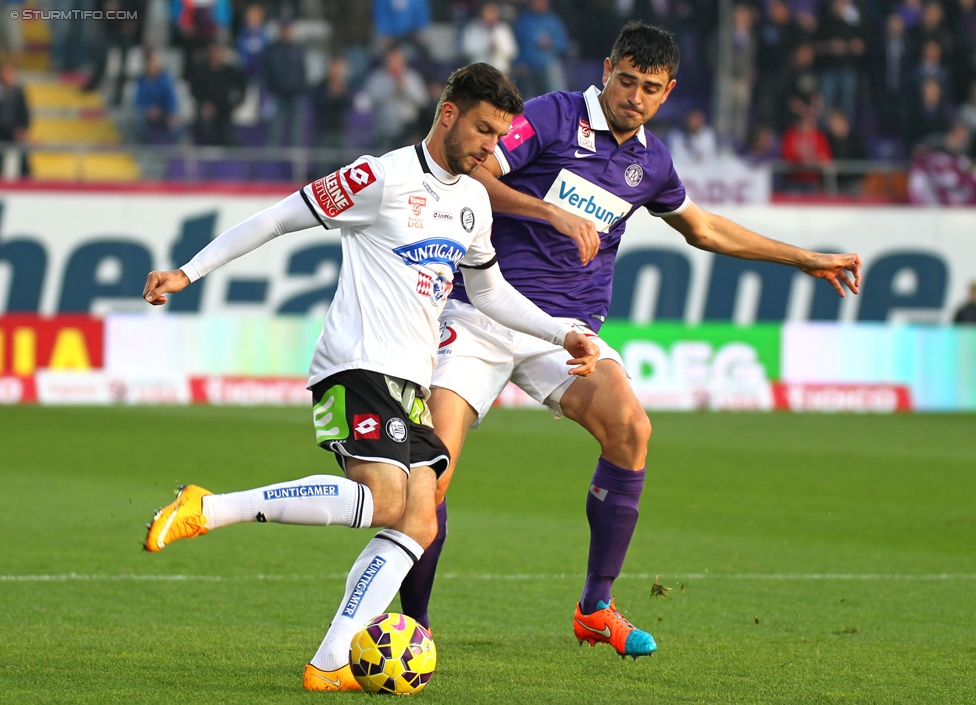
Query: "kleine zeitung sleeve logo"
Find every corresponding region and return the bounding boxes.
[310,171,354,217]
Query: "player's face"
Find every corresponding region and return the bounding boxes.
[600,56,676,140]
[443,101,514,175]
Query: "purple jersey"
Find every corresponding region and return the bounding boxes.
[451,86,689,330]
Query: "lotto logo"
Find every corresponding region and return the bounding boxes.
[344,162,377,194]
[353,414,381,440]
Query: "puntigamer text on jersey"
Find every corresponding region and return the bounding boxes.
[393,238,468,270]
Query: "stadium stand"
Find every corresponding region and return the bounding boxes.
[1,0,973,202]
[10,9,139,180]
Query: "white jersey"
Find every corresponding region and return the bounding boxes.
[300,143,497,392]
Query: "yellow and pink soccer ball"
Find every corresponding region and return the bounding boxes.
[349,613,437,695]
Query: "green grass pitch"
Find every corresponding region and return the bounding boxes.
[1,406,974,704]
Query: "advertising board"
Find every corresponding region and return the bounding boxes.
[3,187,976,324]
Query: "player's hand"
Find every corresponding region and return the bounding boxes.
[801,253,862,297]
[562,329,600,376]
[549,208,600,266]
[143,269,191,306]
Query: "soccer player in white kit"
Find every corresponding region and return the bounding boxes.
[140,63,599,691]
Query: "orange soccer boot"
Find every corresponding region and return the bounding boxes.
[573,598,657,659]
[303,663,363,691]
[144,484,212,552]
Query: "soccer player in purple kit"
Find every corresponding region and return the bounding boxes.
[397,21,863,658]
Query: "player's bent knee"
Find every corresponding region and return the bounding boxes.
[391,508,438,548]
[370,495,408,528]
[630,409,652,445]
[600,401,650,445]
[410,517,439,550]
[594,404,651,468]
[361,477,408,527]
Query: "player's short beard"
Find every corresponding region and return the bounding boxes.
[444,121,476,176]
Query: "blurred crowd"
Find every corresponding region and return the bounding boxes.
[1,0,975,190]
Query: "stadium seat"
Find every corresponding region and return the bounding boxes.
[22,74,142,182]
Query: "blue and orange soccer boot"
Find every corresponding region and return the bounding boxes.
[144,484,212,552]
[573,598,657,659]
[303,663,362,691]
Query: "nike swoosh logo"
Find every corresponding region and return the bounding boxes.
[311,674,342,687]
[574,150,595,158]
[575,619,611,638]
[155,505,181,550]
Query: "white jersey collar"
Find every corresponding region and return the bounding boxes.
[583,85,647,147]
[418,140,461,185]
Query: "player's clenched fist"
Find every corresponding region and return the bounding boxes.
[563,329,600,377]
[143,269,191,305]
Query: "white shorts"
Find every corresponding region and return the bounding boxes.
[432,299,626,424]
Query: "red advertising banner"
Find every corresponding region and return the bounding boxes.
[772,383,913,412]
[0,316,104,376]
[0,375,37,404]
[189,376,310,405]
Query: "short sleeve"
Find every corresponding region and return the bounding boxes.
[301,155,386,229]
[644,159,690,217]
[494,93,562,175]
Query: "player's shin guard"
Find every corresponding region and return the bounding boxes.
[310,529,423,671]
[398,500,447,629]
[202,474,373,529]
[580,458,645,615]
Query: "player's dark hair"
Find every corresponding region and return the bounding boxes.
[436,62,523,117]
[610,21,680,79]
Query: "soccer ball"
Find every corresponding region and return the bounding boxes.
[349,613,437,695]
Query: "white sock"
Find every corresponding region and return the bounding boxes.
[310,529,423,671]
[201,475,373,529]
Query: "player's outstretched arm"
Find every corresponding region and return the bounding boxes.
[472,156,600,266]
[142,191,320,307]
[463,263,599,375]
[664,201,862,297]
[144,269,191,305]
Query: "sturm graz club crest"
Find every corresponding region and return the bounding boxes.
[460,207,475,233]
[386,417,407,443]
[624,164,643,187]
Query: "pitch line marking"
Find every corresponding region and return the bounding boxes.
[2,573,975,582]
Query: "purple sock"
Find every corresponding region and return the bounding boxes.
[398,500,447,629]
[580,457,645,615]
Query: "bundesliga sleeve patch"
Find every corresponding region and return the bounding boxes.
[310,170,354,217]
[501,114,536,151]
